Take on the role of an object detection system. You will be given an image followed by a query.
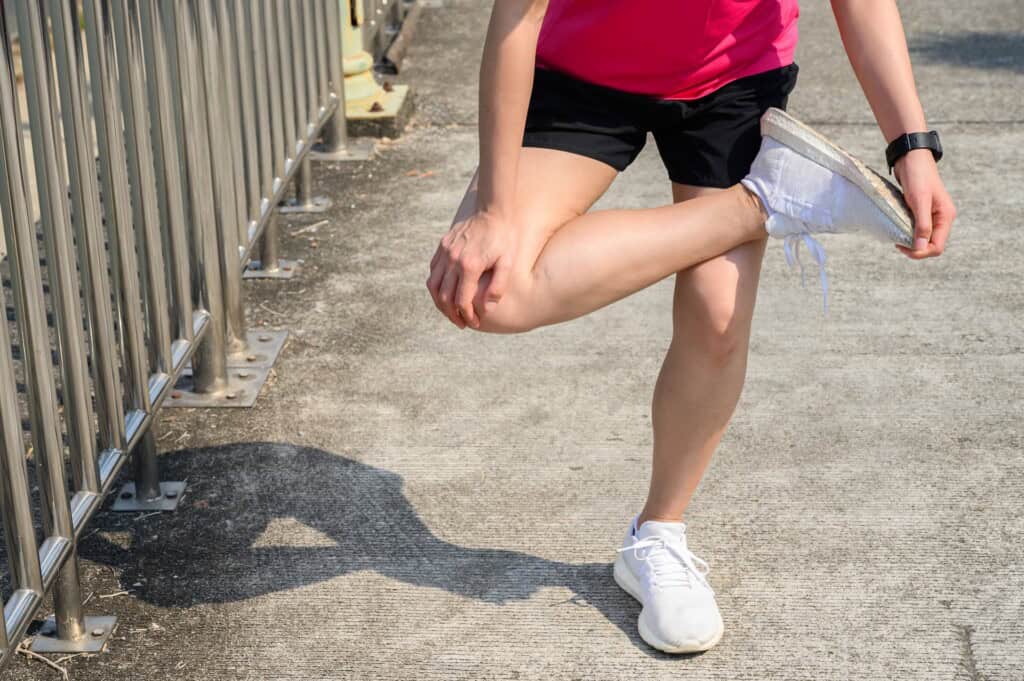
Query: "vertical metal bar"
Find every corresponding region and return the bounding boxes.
[0,10,46,600]
[263,0,287,185]
[276,0,298,165]
[296,157,314,206]
[131,430,162,504]
[46,0,124,459]
[170,1,229,395]
[50,550,87,642]
[290,0,309,144]
[196,0,247,354]
[259,212,282,275]
[250,0,283,272]
[314,0,330,118]
[15,0,98,501]
[247,1,275,207]
[214,1,250,248]
[83,0,153,417]
[112,0,173,377]
[10,2,84,645]
[139,0,195,350]
[303,0,318,132]
[232,0,262,231]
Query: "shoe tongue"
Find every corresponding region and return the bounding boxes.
[636,520,686,543]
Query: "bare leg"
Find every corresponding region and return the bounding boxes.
[638,184,767,526]
[473,158,767,333]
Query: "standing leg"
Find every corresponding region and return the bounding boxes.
[639,184,767,526]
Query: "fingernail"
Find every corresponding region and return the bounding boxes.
[914,237,928,251]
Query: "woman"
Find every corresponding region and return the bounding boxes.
[426,0,955,654]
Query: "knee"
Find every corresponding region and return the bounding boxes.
[475,303,537,334]
[676,296,749,369]
[472,274,540,335]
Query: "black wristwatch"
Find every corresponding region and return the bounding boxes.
[885,130,943,173]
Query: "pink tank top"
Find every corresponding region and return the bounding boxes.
[536,0,800,101]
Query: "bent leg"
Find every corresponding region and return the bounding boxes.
[640,184,767,524]
[476,173,767,333]
[442,146,618,332]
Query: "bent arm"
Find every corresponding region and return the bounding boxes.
[831,0,926,142]
[832,0,956,259]
[477,0,548,219]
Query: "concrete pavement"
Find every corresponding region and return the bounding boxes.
[9,1,1023,679]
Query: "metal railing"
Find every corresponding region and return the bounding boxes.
[0,0,356,666]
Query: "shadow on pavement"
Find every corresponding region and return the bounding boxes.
[909,31,1024,73]
[79,442,681,659]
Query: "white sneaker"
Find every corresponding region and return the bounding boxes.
[741,108,915,309]
[613,517,724,653]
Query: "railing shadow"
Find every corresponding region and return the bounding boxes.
[78,442,679,659]
[909,31,1024,73]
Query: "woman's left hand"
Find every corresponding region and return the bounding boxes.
[893,148,957,259]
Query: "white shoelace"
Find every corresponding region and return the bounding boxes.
[782,230,830,314]
[617,536,712,592]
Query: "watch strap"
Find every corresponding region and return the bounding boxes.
[886,131,943,172]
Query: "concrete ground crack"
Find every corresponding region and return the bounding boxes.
[956,624,987,681]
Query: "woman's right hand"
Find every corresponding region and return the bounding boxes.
[427,209,517,329]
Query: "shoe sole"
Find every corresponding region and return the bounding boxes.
[760,107,915,248]
[612,554,724,654]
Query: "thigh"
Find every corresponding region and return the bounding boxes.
[670,184,767,337]
[451,146,618,279]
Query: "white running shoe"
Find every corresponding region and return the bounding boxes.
[613,517,724,653]
[741,108,916,309]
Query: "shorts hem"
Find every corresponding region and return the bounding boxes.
[665,172,738,189]
[521,134,631,172]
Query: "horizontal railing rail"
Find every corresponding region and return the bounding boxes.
[0,0,358,667]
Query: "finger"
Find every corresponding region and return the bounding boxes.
[929,195,956,255]
[437,267,465,329]
[908,193,933,252]
[426,250,448,301]
[896,243,933,260]
[483,255,513,313]
[455,261,483,329]
[429,243,443,273]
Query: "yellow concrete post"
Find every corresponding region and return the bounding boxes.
[340,0,411,135]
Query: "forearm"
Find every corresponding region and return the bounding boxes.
[477,0,547,218]
[831,0,927,142]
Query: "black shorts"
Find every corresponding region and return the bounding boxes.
[523,64,799,188]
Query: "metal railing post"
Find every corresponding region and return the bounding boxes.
[14,0,116,653]
[165,0,276,408]
[0,11,46,658]
[167,0,232,404]
[113,429,183,514]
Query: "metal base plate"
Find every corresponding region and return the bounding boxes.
[164,366,272,408]
[111,481,186,512]
[31,615,117,653]
[226,329,288,369]
[243,258,300,279]
[278,195,332,214]
[309,137,376,162]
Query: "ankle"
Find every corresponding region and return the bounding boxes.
[636,510,685,530]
